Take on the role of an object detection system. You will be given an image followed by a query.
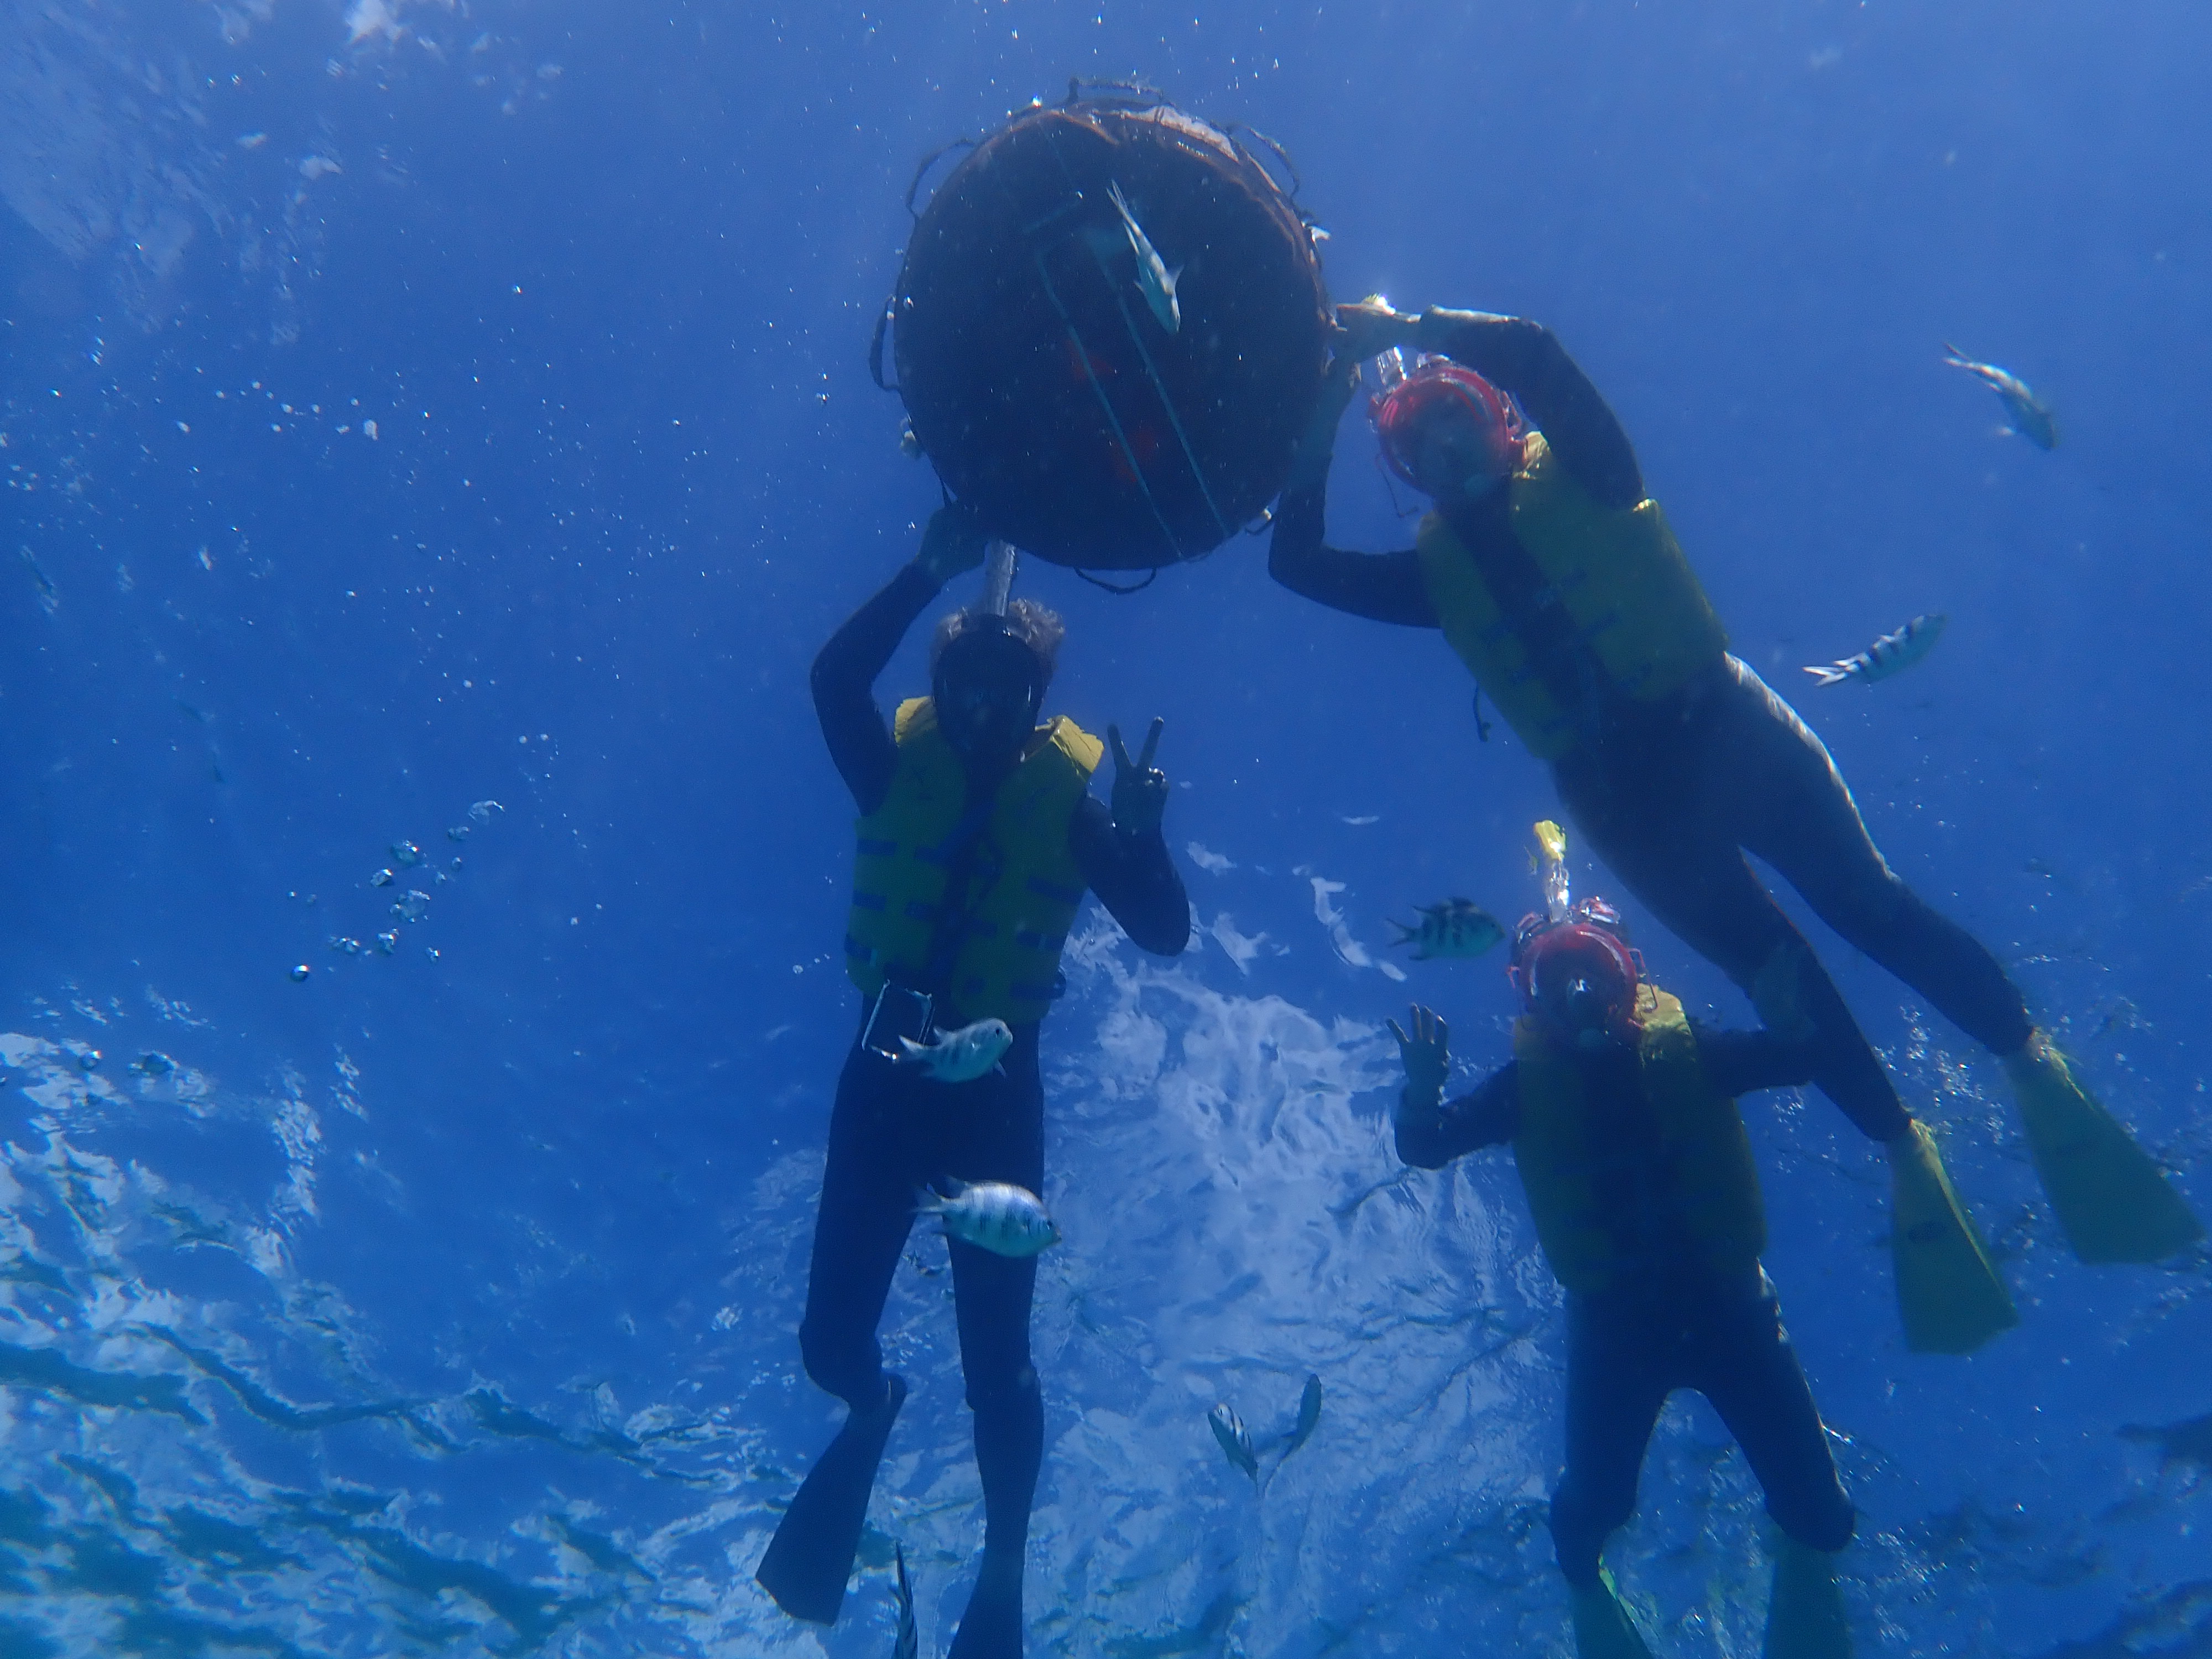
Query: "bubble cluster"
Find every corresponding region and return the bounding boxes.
[288,797,509,980]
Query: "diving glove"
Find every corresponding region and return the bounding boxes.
[1762,1538,1851,1659]
[1885,1121,2017,1355]
[2004,1031,2202,1264]
[1568,1569,1655,1659]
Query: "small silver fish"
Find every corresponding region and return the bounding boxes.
[1208,1402,1259,1484]
[1388,900,1505,961]
[1803,613,1947,687]
[897,1016,1013,1083]
[917,1179,1061,1258]
[1943,345,2058,449]
[390,840,422,867]
[20,547,58,614]
[893,1542,917,1659]
[1109,181,1181,335]
[468,799,504,824]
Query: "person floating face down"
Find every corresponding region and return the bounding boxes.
[1391,905,1856,1659]
[756,503,1190,1659]
[1271,300,2200,1325]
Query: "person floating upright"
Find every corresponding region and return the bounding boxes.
[1271,299,2199,1313]
[757,504,1189,1658]
[1391,899,1855,1659]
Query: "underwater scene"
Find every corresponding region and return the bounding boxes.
[2,3,2208,1656]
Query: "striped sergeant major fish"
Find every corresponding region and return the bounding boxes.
[1943,345,2058,450]
[1387,900,1505,961]
[896,1016,1013,1083]
[1109,181,1182,335]
[1207,1402,1259,1484]
[1803,613,1948,688]
[917,1179,1061,1258]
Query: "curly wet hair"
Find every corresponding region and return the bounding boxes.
[930,598,1065,687]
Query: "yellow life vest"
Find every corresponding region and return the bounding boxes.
[845,697,1104,1027]
[1509,984,1767,1295]
[1414,431,1729,759]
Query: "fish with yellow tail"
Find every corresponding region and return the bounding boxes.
[1943,345,2058,449]
[1803,614,1947,688]
[1387,900,1505,961]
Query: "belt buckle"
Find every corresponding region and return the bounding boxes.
[862,984,934,1061]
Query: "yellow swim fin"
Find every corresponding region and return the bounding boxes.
[1885,1121,2017,1354]
[2004,1032,2203,1264]
[1762,1538,1850,1659]
[1569,1569,1655,1659]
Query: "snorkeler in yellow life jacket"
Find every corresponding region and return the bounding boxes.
[1391,901,1860,1659]
[757,504,1190,1659]
[844,692,1104,1029]
[1272,298,2199,1281]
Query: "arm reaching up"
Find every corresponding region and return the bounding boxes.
[810,505,989,813]
[1267,332,1439,627]
[1415,308,1644,511]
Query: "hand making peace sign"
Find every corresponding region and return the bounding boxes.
[1107,717,1169,838]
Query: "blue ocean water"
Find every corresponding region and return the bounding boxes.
[2,2,2207,1655]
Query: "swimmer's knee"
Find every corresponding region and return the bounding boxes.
[964,1362,1040,1419]
[798,1317,880,1410]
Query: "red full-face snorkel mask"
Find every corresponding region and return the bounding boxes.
[1373,360,1525,494]
[1509,900,1644,1050]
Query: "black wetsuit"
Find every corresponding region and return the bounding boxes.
[1397,1024,1855,1584]
[801,559,1187,1609]
[1271,315,2033,1138]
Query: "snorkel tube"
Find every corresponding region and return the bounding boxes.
[1508,822,1644,1050]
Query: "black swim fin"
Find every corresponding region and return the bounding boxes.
[756,1374,908,1625]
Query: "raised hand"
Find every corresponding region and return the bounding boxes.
[915,500,990,586]
[1334,295,1420,361]
[1288,354,1364,489]
[1107,717,1168,837]
[1386,1004,1451,1110]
